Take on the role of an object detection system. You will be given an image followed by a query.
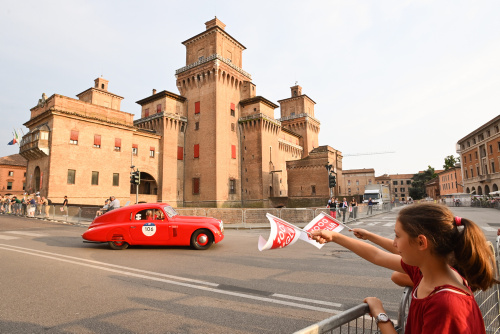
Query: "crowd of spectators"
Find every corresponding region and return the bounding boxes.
[0,192,52,218]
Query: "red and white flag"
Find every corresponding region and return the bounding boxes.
[258,214,304,251]
[258,212,346,251]
[300,212,346,249]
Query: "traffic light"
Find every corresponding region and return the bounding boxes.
[130,171,140,185]
[329,174,336,188]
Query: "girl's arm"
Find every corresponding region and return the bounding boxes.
[311,230,403,273]
[350,228,398,254]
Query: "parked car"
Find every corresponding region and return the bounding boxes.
[82,203,224,250]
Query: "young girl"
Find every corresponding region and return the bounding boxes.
[311,203,498,333]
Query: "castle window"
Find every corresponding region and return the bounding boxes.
[67,169,76,184]
[157,104,161,113]
[132,144,138,155]
[93,134,101,148]
[195,101,200,114]
[230,103,235,116]
[114,138,121,151]
[70,130,79,145]
[193,178,200,195]
[194,144,200,158]
[311,185,316,195]
[177,147,183,160]
[195,122,199,130]
[149,147,155,158]
[8,171,13,176]
[229,179,236,194]
[113,173,119,186]
[145,108,149,118]
[231,123,235,132]
[231,145,236,159]
[91,171,99,185]
[7,182,12,190]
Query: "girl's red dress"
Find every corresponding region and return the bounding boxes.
[401,260,486,334]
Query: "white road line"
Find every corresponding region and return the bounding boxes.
[367,222,381,226]
[0,235,19,240]
[272,293,342,308]
[383,223,395,227]
[5,231,47,237]
[0,244,342,314]
[482,227,498,232]
[348,222,364,226]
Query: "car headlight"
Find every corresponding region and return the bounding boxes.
[219,220,224,233]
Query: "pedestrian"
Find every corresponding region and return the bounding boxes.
[29,197,36,217]
[497,228,500,236]
[311,203,497,333]
[340,197,348,222]
[349,198,357,219]
[108,196,120,211]
[367,197,373,215]
[62,196,68,216]
[41,196,50,218]
[327,196,336,218]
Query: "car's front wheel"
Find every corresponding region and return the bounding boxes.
[108,241,129,250]
[191,229,213,250]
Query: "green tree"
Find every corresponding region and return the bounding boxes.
[443,155,460,170]
[409,166,436,200]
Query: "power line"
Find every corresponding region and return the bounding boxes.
[343,151,395,157]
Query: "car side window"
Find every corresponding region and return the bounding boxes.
[135,209,155,221]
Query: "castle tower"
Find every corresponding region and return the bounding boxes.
[175,18,251,207]
[278,85,320,158]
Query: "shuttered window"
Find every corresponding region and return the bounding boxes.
[230,103,235,116]
[193,178,200,195]
[145,108,149,117]
[194,144,199,158]
[157,104,161,113]
[93,134,101,148]
[70,130,79,144]
[231,145,236,159]
[114,138,121,151]
[177,147,183,160]
[195,101,200,114]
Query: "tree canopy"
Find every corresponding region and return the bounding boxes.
[409,165,436,200]
[443,155,460,170]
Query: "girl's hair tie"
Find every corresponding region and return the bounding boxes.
[454,216,462,226]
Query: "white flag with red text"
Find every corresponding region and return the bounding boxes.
[258,214,303,251]
[258,212,346,251]
[300,212,346,249]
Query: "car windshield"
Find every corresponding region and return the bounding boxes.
[164,205,178,218]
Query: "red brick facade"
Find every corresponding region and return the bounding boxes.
[19,18,342,207]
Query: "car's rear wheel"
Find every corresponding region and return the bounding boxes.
[191,229,213,250]
[108,241,129,250]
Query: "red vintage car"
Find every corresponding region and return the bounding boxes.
[82,203,224,250]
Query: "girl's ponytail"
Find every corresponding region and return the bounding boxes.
[453,217,499,291]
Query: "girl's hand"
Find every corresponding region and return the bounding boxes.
[351,228,370,240]
[363,297,385,316]
[310,230,335,244]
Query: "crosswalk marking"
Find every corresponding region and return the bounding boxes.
[0,235,19,240]
[482,226,497,232]
[367,222,382,226]
[383,222,395,227]
[5,231,47,237]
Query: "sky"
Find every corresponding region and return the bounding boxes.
[1,0,499,176]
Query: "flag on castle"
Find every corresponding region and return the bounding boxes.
[7,128,21,145]
[258,212,347,251]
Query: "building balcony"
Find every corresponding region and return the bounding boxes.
[19,135,50,160]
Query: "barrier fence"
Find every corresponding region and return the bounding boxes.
[1,202,398,227]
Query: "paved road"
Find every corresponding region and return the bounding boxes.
[0,206,498,333]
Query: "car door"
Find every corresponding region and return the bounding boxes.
[129,208,170,244]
